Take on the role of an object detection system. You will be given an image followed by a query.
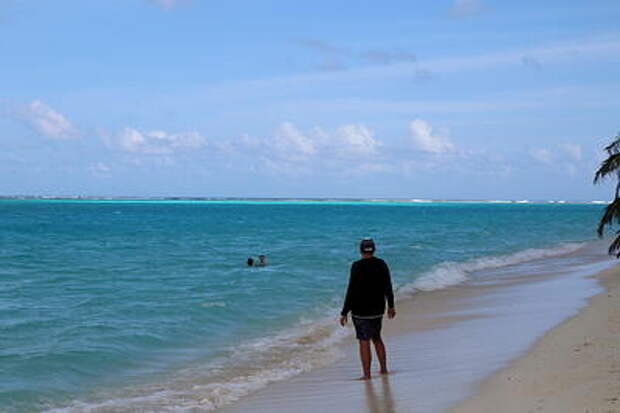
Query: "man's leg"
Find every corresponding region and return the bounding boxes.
[358,339,372,379]
[371,336,388,375]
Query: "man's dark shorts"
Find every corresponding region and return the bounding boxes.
[352,316,382,340]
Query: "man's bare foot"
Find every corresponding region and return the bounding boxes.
[357,375,372,381]
[380,369,389,375]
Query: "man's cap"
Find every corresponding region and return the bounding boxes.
[360,238,376,253]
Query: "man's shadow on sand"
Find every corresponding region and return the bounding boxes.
[364,375,396,413]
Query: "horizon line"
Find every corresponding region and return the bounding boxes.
[0,195,609,205]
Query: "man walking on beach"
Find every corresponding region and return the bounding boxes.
[340,238,396,380]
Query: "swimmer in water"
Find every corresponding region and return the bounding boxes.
[256,255,267,266]
[247,257,254,266]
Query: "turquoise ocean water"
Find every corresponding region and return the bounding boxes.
[0,200,606,412]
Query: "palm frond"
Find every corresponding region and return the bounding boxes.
[604,134,620,155]
[596,132,620,258]
[597,197,620,237]
[609,233,620,258]
[594,153,620,184]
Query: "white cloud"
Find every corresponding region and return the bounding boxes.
[562,143,582,161]
[334,124,380,155]
[271,121,316,160]
[265,121,381,163]
[108,127,206,154]
[89,162,112,177]
[233,121,383,174]
[449,0,485,18]
[530,148,552,164]
[530,144,582,165]
[408,119,454,154]
[20,100,80,140]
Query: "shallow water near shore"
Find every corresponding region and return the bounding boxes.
[0,200,610,412]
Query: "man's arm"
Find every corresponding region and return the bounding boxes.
[340,264,356,326]
[383,261,396,319]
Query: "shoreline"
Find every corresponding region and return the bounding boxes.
[450,263,620,413]
[221,246,616,412]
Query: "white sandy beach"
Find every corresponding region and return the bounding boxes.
[220,246,618,412]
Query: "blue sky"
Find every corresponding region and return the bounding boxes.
[1,0,619,199]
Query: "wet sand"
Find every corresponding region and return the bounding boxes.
[221,248,616,412]
[451,264,620,413]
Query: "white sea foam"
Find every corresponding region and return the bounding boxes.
[46,313,351,412]
[400,242,585,293]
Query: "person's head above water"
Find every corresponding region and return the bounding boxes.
[359,238,376,256]
[247,257,254,266]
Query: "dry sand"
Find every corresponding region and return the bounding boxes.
[451,265,620,413]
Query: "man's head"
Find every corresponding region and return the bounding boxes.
[359,238,375,257]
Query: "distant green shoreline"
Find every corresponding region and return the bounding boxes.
[0,196,608,206]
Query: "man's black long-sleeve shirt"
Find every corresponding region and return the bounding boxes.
[340,256,394,317]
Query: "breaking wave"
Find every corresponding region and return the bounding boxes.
[401,242,585,293]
